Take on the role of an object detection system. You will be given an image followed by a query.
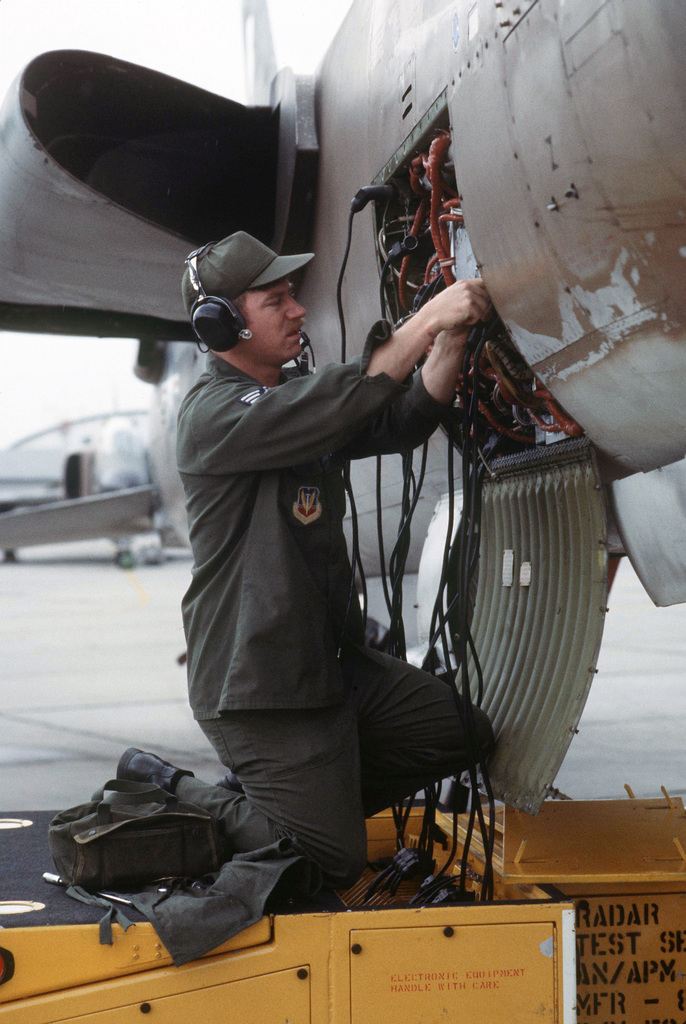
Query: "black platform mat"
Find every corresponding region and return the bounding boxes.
[0,811,146,928]
[0,811,346,929]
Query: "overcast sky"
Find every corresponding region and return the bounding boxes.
[0,0,352,448]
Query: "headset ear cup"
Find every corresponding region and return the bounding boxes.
[190,296,248,351]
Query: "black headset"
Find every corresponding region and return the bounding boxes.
[185,244,253,352]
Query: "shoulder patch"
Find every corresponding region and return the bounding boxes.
[239,386,271,406]
[293,486,323,525]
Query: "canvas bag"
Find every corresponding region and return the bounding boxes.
[49,779,221,890]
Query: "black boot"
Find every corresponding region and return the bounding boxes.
[117,747,195,794]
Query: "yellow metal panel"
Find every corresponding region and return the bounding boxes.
[327,903,574,1024]
[348,921,558,1024]
[44,967,310,1024]
[502,799,686,884]
[0,915,332,1024]
[0,919,272,1004]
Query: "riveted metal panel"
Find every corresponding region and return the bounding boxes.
[472,440,608,812]
[349,920,559,1023]
[451,0,686,476]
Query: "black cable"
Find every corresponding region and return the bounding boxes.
[392,793,415,849]
[379,256,392,322]
[418,784,439,859]
[375,456,393,620]
[459,326,497,900]
[411,271,445,314]
[422,414,460,676]
[338,461,367,655]
[455,328,495,899]
[387,453,413,658]
[334,184,401,646]
[336,211,355,363]
[337,183,398,362]
[386,444,428,659]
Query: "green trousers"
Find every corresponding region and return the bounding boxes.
[177,645,494,889]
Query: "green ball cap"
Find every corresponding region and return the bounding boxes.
[181,231,314,316]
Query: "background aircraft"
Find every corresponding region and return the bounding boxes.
[0,412,176,563]
[0,0,683,812]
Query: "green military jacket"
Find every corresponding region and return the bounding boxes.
[176,325,447,717]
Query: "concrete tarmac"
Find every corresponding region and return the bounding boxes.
[1,542,217,812]
[1,542,684,813]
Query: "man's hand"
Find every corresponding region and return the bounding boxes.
[366,277,492,402]
[416,278,491,340]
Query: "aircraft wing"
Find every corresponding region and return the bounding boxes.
[0,48,316,338]
[0,486,156,551]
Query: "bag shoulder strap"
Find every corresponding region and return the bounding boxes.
[94,779,178,825]
[66,885,135,945]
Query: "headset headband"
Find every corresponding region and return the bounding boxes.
[185,242,217,300]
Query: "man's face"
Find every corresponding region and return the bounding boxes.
[238,279,306,370]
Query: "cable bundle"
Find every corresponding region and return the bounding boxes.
[336,181,499,901]
[417,318,506,903]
